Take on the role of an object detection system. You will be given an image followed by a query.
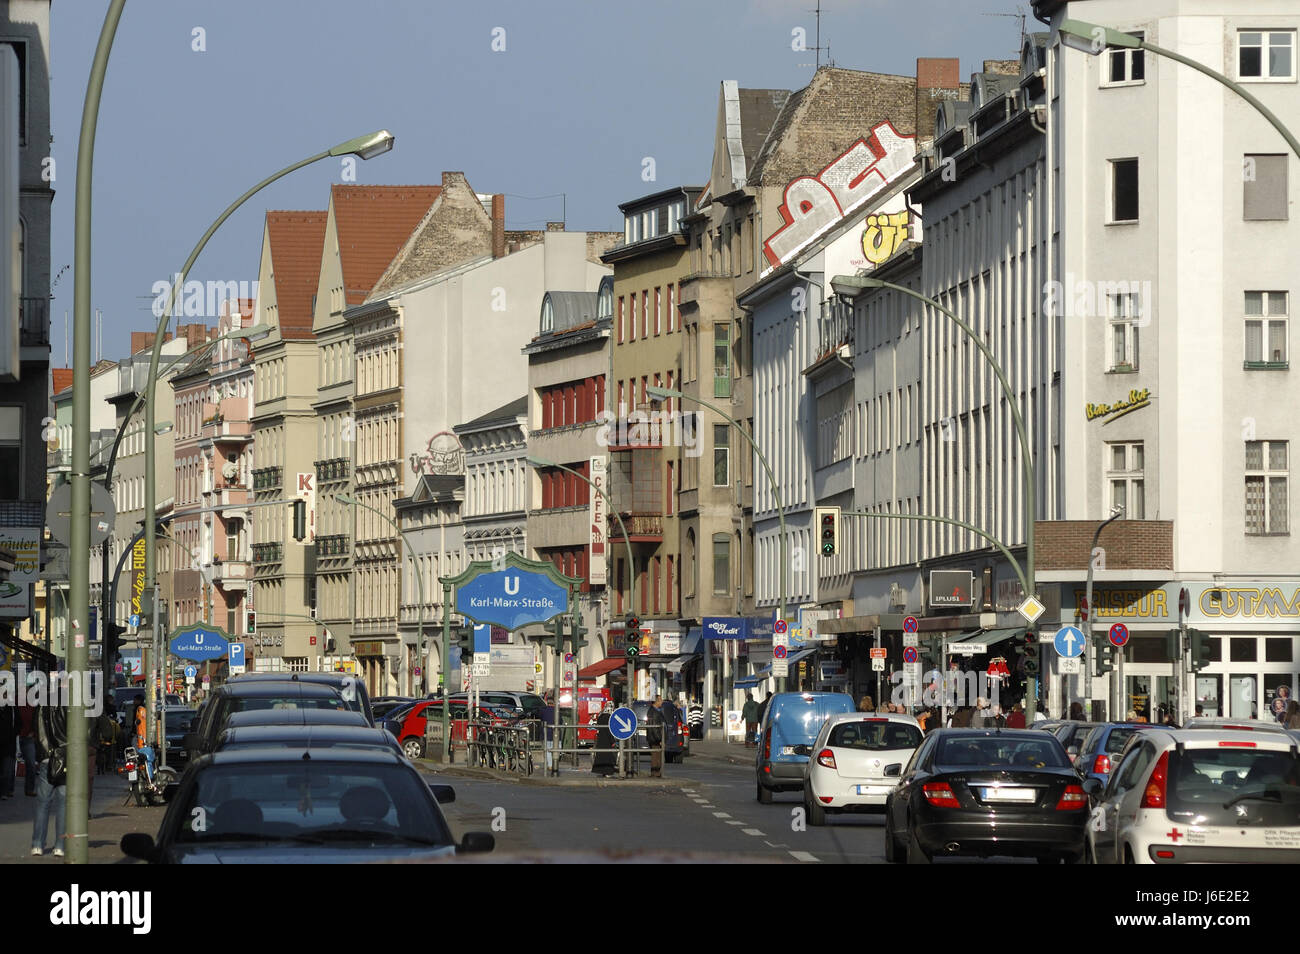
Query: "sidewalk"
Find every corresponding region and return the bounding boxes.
[685,737,754,767]
[0,766,160,864]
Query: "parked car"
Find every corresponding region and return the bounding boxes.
[629,700,688,764]
[1086,725,1300,863]
[1180,717,1292,736]
[755,691,856,803]
[884,728,1089,863]
[803,712,923,825]
[184,678,352,761]
[448,691,546,719]
[161,706,199,767]
[213,724,404,758]
[1074,723,1155,789]
[232,671,374,725]
[381,699,514,759]
[222,708,370,732]
[1048,721,1100,764]
[372,696,417,721]
[119,746,495,863]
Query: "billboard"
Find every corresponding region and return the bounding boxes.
[0,527,40,618]
[930,570,974,609]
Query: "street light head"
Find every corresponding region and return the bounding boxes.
[1058,18,1139,55]
[337,493,356,505]
[238,322,272,341]
[155,422,174,435]
[829,275,883,299]
[524,456,552,469]
[329,130,395,160]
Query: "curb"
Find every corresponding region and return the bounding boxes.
[421,763,701,788]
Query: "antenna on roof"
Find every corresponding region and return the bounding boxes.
[798,0,831,71]
[982,6,1028,55]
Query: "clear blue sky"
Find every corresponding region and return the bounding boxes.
[48,0,1032,363]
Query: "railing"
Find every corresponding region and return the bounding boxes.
[211,560,249,584]
[47,448,71,469]
[315,457,351,482]
[251,542,283,563]
[317,534,350,557]
[612,513,664,538]
[252,466,283,490]
[20,297,50,347]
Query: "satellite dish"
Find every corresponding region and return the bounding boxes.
[222,461,239,480]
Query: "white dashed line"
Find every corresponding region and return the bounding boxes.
[789,851,819,863]
[712,812,731,818]
[742,828,765,836]
[726,820,745,826]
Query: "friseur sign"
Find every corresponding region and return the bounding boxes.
[168,623,231,662]
[445,551,580,632]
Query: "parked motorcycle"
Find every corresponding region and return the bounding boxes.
[122,745,178,806]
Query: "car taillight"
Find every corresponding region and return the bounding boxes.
[1055,784,1088,810]
[816,748,837,769]
[1092,754,1111,775]
[1141,751,1169,809]
[762,728,771,760]
[922,782,960,808]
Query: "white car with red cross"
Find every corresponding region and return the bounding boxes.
[1084,724,1300,863]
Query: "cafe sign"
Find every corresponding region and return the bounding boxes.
[1085,388,1151,424]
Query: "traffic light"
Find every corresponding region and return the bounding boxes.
[624,614,642,659]
[626,643,640,660]
[816,506,840,556]
[570,616,589,654]
[457,627,474,664]
[246,610,256,634]
[543,617,564,655]
[1165,627,1181,661]
[292,499,307,542]
[104,621,124,664]
[1095,641,1116,674]
[1189,628,1212,671]
[1016,630,1039,676]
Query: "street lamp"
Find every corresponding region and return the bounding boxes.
[831,274,1040,707]
[1083,505,1125,720]
[140,133,394,770]
[1057,19,1300,161]
[645,385,789,693]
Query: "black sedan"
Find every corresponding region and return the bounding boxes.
[120,746,495,863]
[884,729,1089,864]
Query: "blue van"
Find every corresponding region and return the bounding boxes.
[756,691,856,803]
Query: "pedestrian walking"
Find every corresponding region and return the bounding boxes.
[1285,700,1300,731]
[687,698,704,740]
[1005,703,1026,729]
[646,696,666,778]
[538,692,559,774]
[0,703,15,798]
[858,695,875,713]
[17,693,36,797]
[31,703,68,856]
[1068,701,1085,722]
[591,702,617,776]
[742,693,759,747]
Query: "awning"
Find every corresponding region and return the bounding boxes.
[578,658,627,680]
[745,647,818,682]
[733,677,761,689]
[941,627,1025,652]
[663,654,697,673]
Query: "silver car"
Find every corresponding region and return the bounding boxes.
[1085,726,1300,863]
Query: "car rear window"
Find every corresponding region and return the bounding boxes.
[1168,747,1300,826]
[1104,727,1143,755]
[828,720,921,751]
[937,737,1069,768]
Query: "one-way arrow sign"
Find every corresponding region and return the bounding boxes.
[609,706,638,740]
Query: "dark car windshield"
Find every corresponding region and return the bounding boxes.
[174,762,451,846]
[829,720,922,751]
[936,736,1069,768]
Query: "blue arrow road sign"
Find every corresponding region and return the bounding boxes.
[130,613,141,628]
[184,665,197,679]
[1054,625,1086,658]
[229,642,245,667]
[609,706,638,741]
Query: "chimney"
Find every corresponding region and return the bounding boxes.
[131,330,174,355]
[915,56,961,144]
[492,194,506,258]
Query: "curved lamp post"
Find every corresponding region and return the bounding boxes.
[645,385,789,693]
[141,131,394,764]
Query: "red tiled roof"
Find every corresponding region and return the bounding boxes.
[331,185,441,305]
[51,368,74,395]
[266,211,328,340]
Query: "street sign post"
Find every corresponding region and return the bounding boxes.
[610,707,637,740]
[1059,657,1082,675]
[903,646,918,664]
[902,616,919,633]
[229,641,245,674]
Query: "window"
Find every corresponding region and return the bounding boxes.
[654,287,661,335]
[1244,154,1288,221]
[1245,291,1288,366]
[1102,32,1144,85]
[1106,442,1145,519]
[685,529,696,598]
[712,534,730,595]
[629,294,637,341]
[1246,440,1288,534]
[1110,159,1139,222]
[666,460,675,515]
[666,555,674,613]
[713,424,730,487]
[641,290,649,339]
[1238,30,1295,81]
[667,284,676,333]
[1108,292,1142,371]
[713,323,731,398]
[617,296,624,344]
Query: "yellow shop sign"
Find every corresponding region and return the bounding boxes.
[1085,388,1152,424]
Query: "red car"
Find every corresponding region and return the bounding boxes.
[381,699,512,759]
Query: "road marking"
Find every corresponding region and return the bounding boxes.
[742,828,764,836]
[789,850,819,863]
[682,789,695,794]
[712,812,731,818]
[697,803,715,808]
[725,820,745,826]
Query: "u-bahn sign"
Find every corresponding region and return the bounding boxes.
[444,551,581,631]
[168,623,231,662]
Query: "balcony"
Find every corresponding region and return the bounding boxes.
[317,534,350,557]
[252,467,283,491]
[210,559,250,590]
[20,297,50,348]
[315,457,351,483]
[252,542,283,564]
[610,512,664,543]
[202,416,252,443]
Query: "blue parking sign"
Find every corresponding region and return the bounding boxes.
[230,642,245,667]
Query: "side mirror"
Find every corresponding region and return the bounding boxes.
[1082,777,1104,797]
[458,832,495,854]
[1067,745,1079,761]
[428,783,456,804]
[883,763,903,777]
[120,833,157,862]
[162,782,181,804]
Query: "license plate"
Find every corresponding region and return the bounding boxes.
[979,786,1036,802]
[857,784,891,795]
[781,746,798,756]
[127,770,137,781]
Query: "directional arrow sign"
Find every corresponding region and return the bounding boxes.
[1054,625,1085,658]
[609,706,638,741]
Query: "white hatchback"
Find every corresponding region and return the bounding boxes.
[1086,726,1300,863]
[803,713,924,825]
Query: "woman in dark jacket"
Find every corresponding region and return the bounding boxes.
[591,704,617,776]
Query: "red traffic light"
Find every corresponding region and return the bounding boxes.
[626,615,641,631]
[1024,631,1036,645]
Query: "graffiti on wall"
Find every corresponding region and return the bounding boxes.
[763,120,916,268]
[410,431,465,476]
[861,210,913,265]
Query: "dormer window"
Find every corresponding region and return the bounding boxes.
[540,298,554,333]
[970,77,983,107]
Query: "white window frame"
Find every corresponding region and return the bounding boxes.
[713,424,730,487]
[1105,441,1145,519]
[1246,440,1289,535]
[1107,292,1142,371]
[1244,290,1289,366]
[1101,31,1146,87]
[1108,157,1140,224]
[1237,29,1296,82]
